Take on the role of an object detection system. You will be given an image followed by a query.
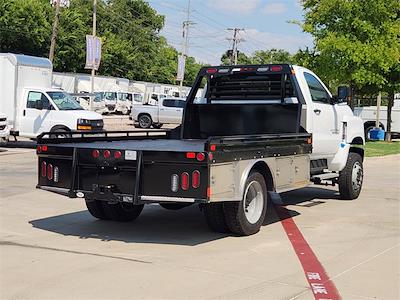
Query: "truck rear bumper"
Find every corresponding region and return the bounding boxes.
[37,185,207,204]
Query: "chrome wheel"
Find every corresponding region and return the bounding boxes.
[243,181,264,224]
[352,161,363,191]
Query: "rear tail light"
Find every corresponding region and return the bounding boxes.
[196,153,205,162]
[114,151,122,159]
[171,174,179,192]
[181,172,189,191]
[41,161,47,177]
[186,152,196,159]
[47,164,53,180]
[192,170,200,188]
[92,149,100,158]
[103,150,111,159]
[37,145,48,153]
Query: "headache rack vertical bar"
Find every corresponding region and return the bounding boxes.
[68,148,78,198]
[133,150,143,204]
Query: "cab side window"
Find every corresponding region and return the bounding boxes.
[304,73,330,104]
[27,92,52,109]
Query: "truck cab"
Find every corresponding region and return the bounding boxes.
[19,88,103,138]
[292,66,364,171]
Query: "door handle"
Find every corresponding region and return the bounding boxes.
[313,109,321,115]
[23,110,26,116]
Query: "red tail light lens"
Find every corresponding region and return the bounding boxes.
[186,152,196,159]
[114,151,122,159]
[196,153,205,162]
[47,164,53,180]
[92,150,100,158]
[103,150,111,159]
[37,145,48,153]
[271,65,283,72]
[181,172,189,191]
[206,68,218,74]
[41,161,47,177]
[192,170,200,188]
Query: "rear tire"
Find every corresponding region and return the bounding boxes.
[338,152,363,200]
[101,202,144,222]
[203,203,230,233]
[223,172,267,236]
[159,203,192,210]
[85,199,110,220]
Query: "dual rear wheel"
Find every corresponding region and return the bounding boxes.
[85,200,143,222]
[204,172,268,236]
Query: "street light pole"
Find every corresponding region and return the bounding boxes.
[49,0,61,63]
[90,0,97,111]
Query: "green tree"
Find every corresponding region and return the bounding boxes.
[300,0,400,138]
[250,49,293,64]
[0,0,51,56]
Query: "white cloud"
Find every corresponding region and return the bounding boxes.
[262,3,287,15]
[242,28,313,53]
[207,0,261,15]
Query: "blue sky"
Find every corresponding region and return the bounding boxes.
[147,0,314,65]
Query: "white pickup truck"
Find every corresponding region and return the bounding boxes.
[131,97,186,128]
[354,100,400,138]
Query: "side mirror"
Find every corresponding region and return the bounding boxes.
[337,86,349,102]
[35,100,44,110]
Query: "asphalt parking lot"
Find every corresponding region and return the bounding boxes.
[0,146,399,299]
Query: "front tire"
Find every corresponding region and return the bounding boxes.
[338,152,363,200]
[223,172,267,236]
[101,202,144,222]
[138,114,152,129]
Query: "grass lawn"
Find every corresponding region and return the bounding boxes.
[364,141,400,157]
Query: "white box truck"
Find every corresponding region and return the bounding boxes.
[0,53,104,139]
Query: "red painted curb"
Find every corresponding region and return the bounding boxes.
[275,205,341,300]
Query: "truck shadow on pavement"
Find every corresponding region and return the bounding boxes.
[29,187,339,246]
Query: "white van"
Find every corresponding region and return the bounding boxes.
[0,53,103,138]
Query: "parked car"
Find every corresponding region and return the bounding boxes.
[0,53,104,139]
[36,64,365,236]
[131,97,186,128]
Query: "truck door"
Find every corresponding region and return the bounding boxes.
[159,99,180,123]
[302,72,340,158]
[20,91,53,137]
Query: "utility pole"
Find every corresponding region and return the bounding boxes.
[227,28,245,65]
[90,0,97,111]
[49,0,61,63]
[178,0,194,88]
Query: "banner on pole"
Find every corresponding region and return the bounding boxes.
[176,55,186,81]
[50,0,70,8]
[85,35,102,70]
